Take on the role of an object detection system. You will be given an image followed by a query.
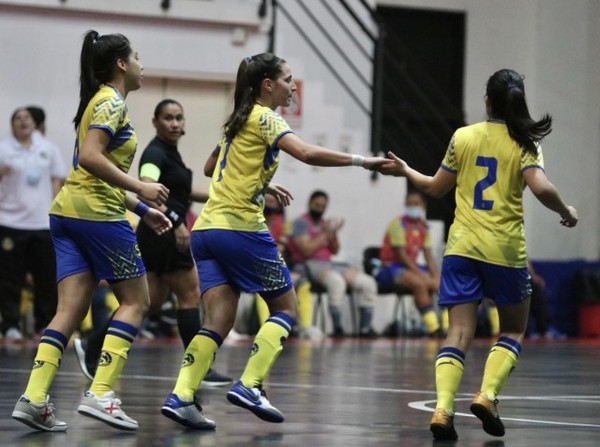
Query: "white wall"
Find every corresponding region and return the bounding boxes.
[1,0,598,263]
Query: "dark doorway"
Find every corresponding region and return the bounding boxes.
[374,6,466,237]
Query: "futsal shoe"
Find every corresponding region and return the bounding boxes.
[470,391,505,437]
[73,337,95,381]
[429,408,458,441]
[226,380,284,422]
[161,393,216,429]
[78,390,138,430]
[12,394,68,432]
[201,368,233,387]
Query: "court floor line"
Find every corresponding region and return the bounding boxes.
[408,397,600,429]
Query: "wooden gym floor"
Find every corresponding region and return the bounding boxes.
[1,336,599,447]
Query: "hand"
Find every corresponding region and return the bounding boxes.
[560,206,578,228]
[138,182,169,207]
[143,208,172,235]
[266,183,294,207]
[377,152,409,176]
[361,156,394,171]
[174,223,190,253]
[326,217,345,233]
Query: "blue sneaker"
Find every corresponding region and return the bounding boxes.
[226,381,284,423]
[161,393,216,430]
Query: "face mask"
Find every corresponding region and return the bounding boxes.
[309,210,323,221]
[405,206,425,220]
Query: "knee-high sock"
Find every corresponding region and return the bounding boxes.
[419,305,441,334]
[172,328,222,401]
[240,312,294,388]
[435,346,465,412]
[481,336,521,400]
[255,295,270,326]
[296,280,313,329]
[89,320,138,396]
[176,308,201,349]
[24,329,68,403]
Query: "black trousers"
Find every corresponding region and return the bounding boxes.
[0,225,58,333]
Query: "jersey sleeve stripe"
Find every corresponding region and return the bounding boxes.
[520,164,545,173]
[440,164,457,174]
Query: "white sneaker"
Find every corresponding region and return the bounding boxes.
[12,394,68,432]
[299,325,324,340]
[5,327,23,340]
[78,390,138,430]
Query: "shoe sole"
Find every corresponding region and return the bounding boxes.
[160,406,216,430]
[77,404,138,431]
[73,339,94,381]
[226,391,284,423]
[470,403,505,437]
[200,380,233,388]
[430,423,458,441]
[12,410,68,432]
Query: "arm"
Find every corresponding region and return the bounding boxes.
[379,152,456,198]
[189,187,209,203]
[79,129,169,206]
[204,147,219,178]
[277,133,389,170]
[522,167,578,226]
[124,194,172,236]
[51,177,64,197]
[293,232,331,259]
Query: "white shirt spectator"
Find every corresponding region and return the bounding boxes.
[0,130,67,230]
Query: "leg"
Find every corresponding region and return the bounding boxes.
[12,271,95,432]
[28,230,58,333]
[227,288,297,423]
[162,268,200,348]
[398,271,440,334]
[319,268,346,335]
[0,226,27,336]
[345,269,378,335]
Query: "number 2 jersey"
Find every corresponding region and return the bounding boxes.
[440,121,544,268]
[193,104,293,233]
[50,85,137,221]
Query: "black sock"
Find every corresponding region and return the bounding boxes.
[177,308,201,349]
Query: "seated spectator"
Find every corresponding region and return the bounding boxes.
[377,190,445,336]
[287,190,378,337]
[527,261,565,339]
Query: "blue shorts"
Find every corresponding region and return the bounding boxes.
[191,229,293,299]
[376,263,428,289]
[439,255,531,307]
[50,215,145,283]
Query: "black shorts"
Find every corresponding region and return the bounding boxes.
[136,221,195,275]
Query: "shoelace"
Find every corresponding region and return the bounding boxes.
[193,396,204,412]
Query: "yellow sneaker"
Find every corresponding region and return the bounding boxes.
[430,408,458,441]
[470,391,505,437]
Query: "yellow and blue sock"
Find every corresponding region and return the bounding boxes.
[240,312,294,388]
[89,320,138,396]
[435,346,466,412]
[480,336,521,400]
[296,280,313,329]
[173,328,223,401]
[24,329,68,403]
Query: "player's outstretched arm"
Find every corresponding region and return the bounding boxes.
[379,152,456,198]
[523,167,578,227]
[277,133,389,170]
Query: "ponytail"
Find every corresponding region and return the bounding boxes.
[223,53,285,140]
[73,30,132,130]
[486,69,552,155]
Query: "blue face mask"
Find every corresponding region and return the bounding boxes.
[405,206,425,220]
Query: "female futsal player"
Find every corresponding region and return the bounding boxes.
[160,52,389,429]
[12,30,170,432]
[379,68,578,440]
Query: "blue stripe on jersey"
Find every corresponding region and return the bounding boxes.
[89,124,116,137]
[440,163,457,174]
[263,130,293,170]
[106,123,134,153]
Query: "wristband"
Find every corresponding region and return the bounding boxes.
[133,201,149,217]
[166,208,185,228]
[351,154,365,167]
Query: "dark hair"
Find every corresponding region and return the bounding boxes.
[309,190,328,202]
[486,69,552,155]
[73,30,132,130]
[10,107,32,123]
[26,106,46,127]
[223,53,286,140]
[406,188,426,202]
[154,99,183,119]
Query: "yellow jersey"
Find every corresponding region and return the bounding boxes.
[194,105,293,232]
[441,121,544,268]
[50,85,137,221]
